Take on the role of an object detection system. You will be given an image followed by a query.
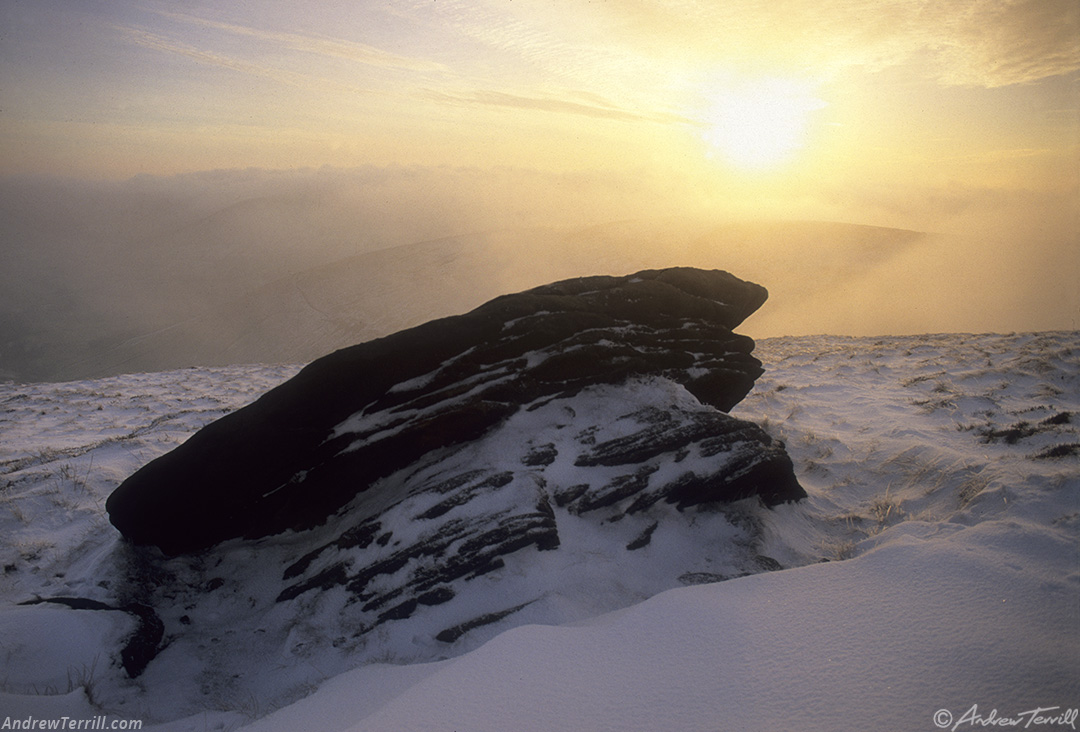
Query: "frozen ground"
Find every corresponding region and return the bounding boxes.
[0,332,1077,731]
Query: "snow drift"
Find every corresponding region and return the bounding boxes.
[0,330,1077,731]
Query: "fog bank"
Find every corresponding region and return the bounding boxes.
[1,167,1075,381]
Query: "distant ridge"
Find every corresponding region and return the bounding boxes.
[0,219,927,382]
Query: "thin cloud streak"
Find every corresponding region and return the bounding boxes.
[425,88,694,125]
[399,0,665,101]
[572,0,1080,87]
[150,9,449,75]
[116,26,387,99]
[930,0,1080,86]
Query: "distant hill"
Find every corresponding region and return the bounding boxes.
[0,218,928,382]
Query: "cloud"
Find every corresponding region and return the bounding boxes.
[114,25,394,100]
[424,88,693,125]
[150,9,448,74]
[570,0,1080,87]
[114,6,449,101]
[924,0,1080,86]
[119,27,292,81]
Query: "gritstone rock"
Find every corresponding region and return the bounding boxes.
[107,267,803,556]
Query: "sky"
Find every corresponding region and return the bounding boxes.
[0,0,1078,340]
[2,1,1076,189]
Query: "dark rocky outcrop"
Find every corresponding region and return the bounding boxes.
[251,387,802,639]
[107,267,797,556]
[99,266,807,693]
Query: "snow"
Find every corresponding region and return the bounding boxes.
[341,527,1074,732]
[1,333,1077,731]
[0,606,134,695]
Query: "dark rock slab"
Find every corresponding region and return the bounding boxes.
[107,268,779,555]
[98,268,811,698]
[265,387,800,641]
[435,601,536,644]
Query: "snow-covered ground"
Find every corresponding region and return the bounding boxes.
[1,332,1077,732]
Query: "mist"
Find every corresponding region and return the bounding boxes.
[0,166,1075,382]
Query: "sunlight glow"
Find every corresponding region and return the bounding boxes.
[701,77,825,170]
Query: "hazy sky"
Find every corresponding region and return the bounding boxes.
[0,0,1078,345]
[2,1,1075,191]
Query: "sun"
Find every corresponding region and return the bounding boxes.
[701,77,825,170]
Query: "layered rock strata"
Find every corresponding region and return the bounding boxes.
[107,267,800,556]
